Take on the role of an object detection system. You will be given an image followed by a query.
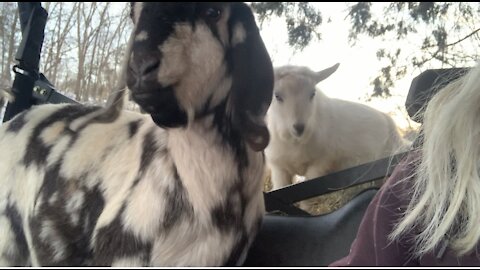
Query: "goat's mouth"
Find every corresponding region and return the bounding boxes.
[131,89,166,114]
[129,85,188,128]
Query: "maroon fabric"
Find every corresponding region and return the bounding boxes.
[329,152,480,267]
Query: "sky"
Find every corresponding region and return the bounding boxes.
[256,2,420,131]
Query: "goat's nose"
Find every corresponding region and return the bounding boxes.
[131,54,160,78]
[293,123,305,136]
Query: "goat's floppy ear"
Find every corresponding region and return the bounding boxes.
[314,63,340,83]
[229,4,274,152]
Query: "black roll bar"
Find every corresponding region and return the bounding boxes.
[3,2,76,123]
[3,3,47,122]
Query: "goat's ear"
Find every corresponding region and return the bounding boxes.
[229,4,274,152]
[314,63,340,83]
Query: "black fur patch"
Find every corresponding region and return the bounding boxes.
[163,167,194,231]
[6,111,27,133]
[4,203,29,266]
[211,190,242,233]
[225,2,274,153]
[128,120,142,138]
[211,182,251,266]
[147,86,188,128]
[28,216,61,266]
[29,211,94,266]
[140,129,159,173]
[210,100,249,168]
[29,203,93,266]
[78,185,105,247]
[23,105,100,167]
[30,163,106,266]
[138,3,194,42]
[93,205,152,266]
[40,162,65,201]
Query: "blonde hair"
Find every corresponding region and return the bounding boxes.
[390,63,480,257]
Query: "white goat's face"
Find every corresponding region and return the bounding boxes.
[268,64,339,143]
[126,3,274,150]
[270,74,317,142]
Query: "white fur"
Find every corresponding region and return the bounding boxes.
[232,23,246,46]
[112,256,145,267]
[159,23,229,123]
[265,63,410,197]
[65,190,84,225]
[0,216,16,263]
[135,31,148,42]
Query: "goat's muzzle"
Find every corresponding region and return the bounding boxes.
[127,52,164,114]
[127,52,188,128]
[127,51,161,89]
[293,123,305,137]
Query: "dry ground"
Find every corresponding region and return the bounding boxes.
[263,171,385,216]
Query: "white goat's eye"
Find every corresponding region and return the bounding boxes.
[203,7,222,21]
[309,92,316,100]
[275,93,283,102]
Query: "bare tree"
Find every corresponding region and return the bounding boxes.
[0,3,20,85]
[1,2,132,106]
[70,2,132,103]
[91,6,131,102]
[41,2,78,85]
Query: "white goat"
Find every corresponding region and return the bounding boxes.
[0,3,273,266]
[265,63,409,197]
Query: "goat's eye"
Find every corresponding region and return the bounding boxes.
[309,91,316,100]
[203,7,222,21]
[275,94,283,103]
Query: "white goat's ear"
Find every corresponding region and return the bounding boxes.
[314,63,340,83]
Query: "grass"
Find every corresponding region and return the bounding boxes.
[263,171,385,216]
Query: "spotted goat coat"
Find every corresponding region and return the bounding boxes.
[0,2,273,266]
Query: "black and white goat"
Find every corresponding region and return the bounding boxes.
[0,2,273,266]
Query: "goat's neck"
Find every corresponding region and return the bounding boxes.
[165,113,260,216]
[313,94,332,137]
[167,105,246,164]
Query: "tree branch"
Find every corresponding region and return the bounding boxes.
[445,27,480,47]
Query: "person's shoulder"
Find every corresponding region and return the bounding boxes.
[379,150,420,210]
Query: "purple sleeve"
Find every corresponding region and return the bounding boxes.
[329,154,420,267]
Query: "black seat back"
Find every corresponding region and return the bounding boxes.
[405,67,469,123]
[243,189,378,266]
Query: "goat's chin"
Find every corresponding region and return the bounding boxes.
[280,130,312,145]
[150,112,188,128]
[130,85,188,128]
[278,129,308,145]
